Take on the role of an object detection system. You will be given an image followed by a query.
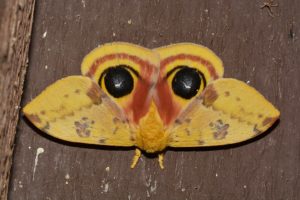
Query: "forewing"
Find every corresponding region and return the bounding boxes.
[153,43,224,126]
[23,76,134,146]
[168,78,280,147]
[81,42,160,124]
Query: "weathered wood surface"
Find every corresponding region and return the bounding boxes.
[0,0,35,199]
[9,0,300,199]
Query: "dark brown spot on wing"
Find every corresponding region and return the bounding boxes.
[64,94,69,98]
[262,117,275,126]
[27,114,42,124]
[40,110,46,115]
[74,89,81,94]
[74,121,91,137]
[99,138,106,144]
[224,91,230,97]
[185,128,191,136]
[210,120,229,140]
[174,119,182,125]
[41,122,50,131]
[198,140,205,145]
[185,118,191,123]
[253,124,262,135]
[213,124,229,140]
[130,135,135,142]
[113,117,121,124]
[201,85,218,106]
[258,114,263,118]
[87,82,102,105]
[217,119,223,125]
[236,97,241,101]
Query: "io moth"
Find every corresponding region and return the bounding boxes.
[23,42,280,169]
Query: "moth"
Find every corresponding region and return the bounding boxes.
[23,42,280,169]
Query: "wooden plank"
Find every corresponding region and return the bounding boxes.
[0,0,35,199]
[9,0,300,199]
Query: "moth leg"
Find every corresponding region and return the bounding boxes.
[158,153,165,169]
[130,148,141,168]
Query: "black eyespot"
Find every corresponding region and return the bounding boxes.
[172,66,205,99]
[102,65,134,98]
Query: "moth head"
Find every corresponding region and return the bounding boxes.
[81,42,160,124]
[154,43,224,126]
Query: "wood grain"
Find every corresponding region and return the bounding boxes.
[9,0,300,199]
[0,0,35,199]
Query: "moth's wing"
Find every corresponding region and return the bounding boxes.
[168,78,280,147]
[153,43,224,126]
[23,76,134,146]
[81,42,160,124]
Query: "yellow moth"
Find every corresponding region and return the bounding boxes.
[23,42,280,169]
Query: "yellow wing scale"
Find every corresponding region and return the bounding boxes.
[168,78,280,147]
[23,76,134,146]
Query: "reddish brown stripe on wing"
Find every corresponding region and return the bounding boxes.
[85,53,156,77]
[160,54,218,79]
[154,79,181,126]
[126,79,153,124]
[125,58,159,124]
